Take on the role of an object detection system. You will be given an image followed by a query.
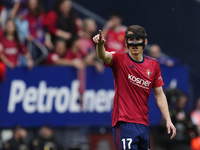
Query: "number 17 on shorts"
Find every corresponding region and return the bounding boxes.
[112,122,150,150]
[122,138,132,149]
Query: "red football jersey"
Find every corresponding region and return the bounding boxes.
[105,52,164,127]
[0,36,27,65]
[79,38,95,55]
[45,52,60,65]
[0,27,2,38]
[0,5,5,13]
[65,49,85,60]
[105,26,127,52]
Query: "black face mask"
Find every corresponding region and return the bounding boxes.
[125,34,147,49]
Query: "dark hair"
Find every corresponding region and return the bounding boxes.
[13,125,25,133]
[41,124,53,130]
[53,0,71,14]
[3,19,21,49]
[71,35,80,45]
[125,25,146,36]
[0,0,3,6]
[27,0,44,17]
[177,93,187,100]
[109,11,123,20]
[55,38,67,46]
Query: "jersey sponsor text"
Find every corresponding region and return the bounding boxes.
[128,74,151,89]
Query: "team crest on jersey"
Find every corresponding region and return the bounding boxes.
[146,69,151,77]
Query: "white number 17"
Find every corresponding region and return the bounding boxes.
[122,138,132,150]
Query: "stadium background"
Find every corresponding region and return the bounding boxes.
[1,0,200,150]
[39,0,200,104]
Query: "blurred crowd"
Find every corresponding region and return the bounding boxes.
[0,125,116,150]
[153,90,200,150]
[0,0,199,150]
[0,0,179,79]
[0,0,180,106]
[1,125,61,150]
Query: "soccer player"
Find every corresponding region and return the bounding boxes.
[93,25,176,150]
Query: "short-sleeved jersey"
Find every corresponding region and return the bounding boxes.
[65,49,85,60]
[79,38,95,55]
[105,26,127,52]
[0,36,27,65]
[45,52,60,65]
[104,52,164,127]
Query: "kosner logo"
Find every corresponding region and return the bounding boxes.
[7,80,115,114]
[128,74,151,89]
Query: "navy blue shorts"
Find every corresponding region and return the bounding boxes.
[112,122,150,150]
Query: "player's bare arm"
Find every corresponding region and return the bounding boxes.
[153,86,176,139]
[93,30,112,65]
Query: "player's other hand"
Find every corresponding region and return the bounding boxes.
[93,30,106,46]
[166,121,176,139]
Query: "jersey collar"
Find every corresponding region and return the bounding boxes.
[127,52,144,64]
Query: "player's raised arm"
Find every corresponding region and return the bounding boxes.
[93,30,112,65]
[153,87,176,139]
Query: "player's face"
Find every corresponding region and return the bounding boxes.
[126,31,147,55]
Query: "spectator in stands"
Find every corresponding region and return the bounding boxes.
[26,0,45,44]
[65,36,86,66]
[148,44,179,67]
[23,0,50,65]
[30,125,61,150]
[46,39,83,69]
[0,0,6,82]
[65,36,86,107]
[156,93,197,150]
[0,0,4,37]
[45,0,80,47]
[14,9,29,44]
[0,43,6,82]
[0,0,8,30]
[0,19,33,68]
[80,18,104,73]
[168,94,197,150]
[2,125,29,150]
[9,0,27,19]
[191,98,200,130]
[191,98,200,150]
[102,12,127,52]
